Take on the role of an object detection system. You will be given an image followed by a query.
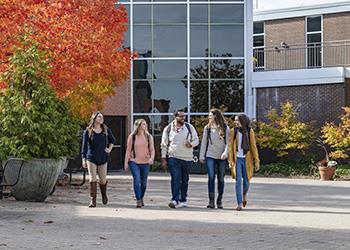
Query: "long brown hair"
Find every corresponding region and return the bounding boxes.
[208,108,227,139]
[87,111,108,138]
[237,114,251,132]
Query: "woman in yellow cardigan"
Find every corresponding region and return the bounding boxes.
[228,114,260,211]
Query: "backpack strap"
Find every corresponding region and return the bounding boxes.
[132,134,136,158]
[184,122,193,141]
[204,126,212,157]
[223,125,227,145]
[147,134,151,156]
[166,124,172,148]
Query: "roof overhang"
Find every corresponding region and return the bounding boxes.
[254,1,350,22]
[252,67,347,88]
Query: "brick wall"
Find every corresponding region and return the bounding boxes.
[103,80,131,134]
[256,83,345,127]
[346,78,350,107]
[265,17,305,70]
[323,12,350,66]
[323,12,350,42]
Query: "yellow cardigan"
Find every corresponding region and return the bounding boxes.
[228,128,260,181]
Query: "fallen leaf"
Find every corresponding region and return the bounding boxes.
[44,220,54,224]
[99,237,107,240]
[22,220,34,223]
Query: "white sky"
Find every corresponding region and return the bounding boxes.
[253,0,348,10]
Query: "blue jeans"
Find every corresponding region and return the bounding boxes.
[235,157,250,205]
[206,157,226,195]
[129,161,150,200]
[168,157,191,203]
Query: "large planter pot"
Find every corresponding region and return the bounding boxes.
[11,158,67,202]
[318,166,336,181]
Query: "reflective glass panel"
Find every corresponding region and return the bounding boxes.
[190,5,208,24]
[154,5,187,24]
[153,60,187,79]
[190,25,209,57]
[253,35,264,47]
[190,81,209,112]
[210,59,244,79]
[133,80,153,113]
[133,25,152,57]
[210,25,244,57]
[307,16,322,32]
[190,60,209,79]
[210,80,244,112]
[153,80,187,113]
[133,60,152,79]
[210,4,244,24]
[154,26,187,57]
[254,22,264,34]
[133,5,151,24]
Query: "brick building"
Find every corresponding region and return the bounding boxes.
[253,1,350,127]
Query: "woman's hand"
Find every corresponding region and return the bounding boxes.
[82,159,87,169]
[254,162,260,171]
[105,147,112,154]
[148,159,154,165]
[220,153,227,160]
[124,163,129,171]
[199,159,205,164]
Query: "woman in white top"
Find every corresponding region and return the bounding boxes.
[200,109,230,209]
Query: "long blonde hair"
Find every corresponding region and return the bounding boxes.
[132,119,151,138]
[87,111,108,138]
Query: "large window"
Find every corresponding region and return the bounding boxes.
[306,16,322,68]
[123,0,247,141]
[253,21,264,70]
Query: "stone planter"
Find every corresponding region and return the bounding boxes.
[11,158,67,202]
[318,166,336,181]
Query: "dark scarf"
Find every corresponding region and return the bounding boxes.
[238,127,250,155]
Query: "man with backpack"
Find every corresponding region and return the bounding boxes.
[161,109,199,208]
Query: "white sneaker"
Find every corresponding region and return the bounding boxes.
[178,201,188,208]
[168,200,178,208]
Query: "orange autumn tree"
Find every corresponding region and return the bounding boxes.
[0,0,131,120]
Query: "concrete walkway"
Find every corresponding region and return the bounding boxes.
[0,173,350,250]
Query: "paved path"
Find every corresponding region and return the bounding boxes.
[0,174,350,250]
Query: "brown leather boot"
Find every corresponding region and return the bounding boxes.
[89,182,97,208]
[99,182,108,205]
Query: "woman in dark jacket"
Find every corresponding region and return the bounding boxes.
[82,111,116,208]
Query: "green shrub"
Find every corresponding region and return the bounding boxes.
[259,161,317,177]
[0,36,80,161]
[257,101,315,157]
[334,164,350,180]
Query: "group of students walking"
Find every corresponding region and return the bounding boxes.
[81,108,260,211]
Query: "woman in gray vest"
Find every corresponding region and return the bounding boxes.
[200,108,230,209]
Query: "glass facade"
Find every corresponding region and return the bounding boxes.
[122,0,247,136]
